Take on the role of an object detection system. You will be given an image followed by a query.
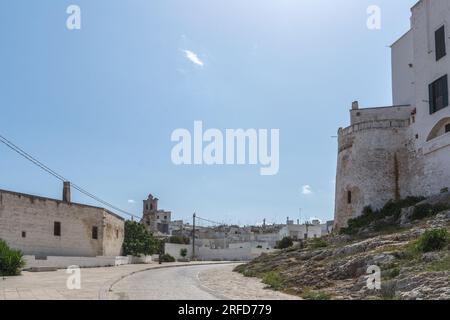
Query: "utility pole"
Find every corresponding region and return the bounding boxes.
[192,212,196,260]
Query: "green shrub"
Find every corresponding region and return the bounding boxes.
[276,237,293,249]
[301,288,331,300]
[383,267,400,280]
[160,253,176,262]
[180,248,188,258]
[242,270,257,278]
[122,221,160,256]
[310,237,328,249]
[411,203,449,221]
[341,197,425,235]
[262,271,284,290]
[0,240,25,276]
[415,229,449,253]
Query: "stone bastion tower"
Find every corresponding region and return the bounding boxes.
[334,0,450,230]
[334,102,415,229]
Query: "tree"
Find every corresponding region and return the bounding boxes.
[276,237,293,249]
[169,236,190,245]
[122,221,159,256]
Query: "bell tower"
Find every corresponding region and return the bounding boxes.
[141,194,158,232]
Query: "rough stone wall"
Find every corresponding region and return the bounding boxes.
[335,115,450,230]
[334,119,411,229]
[0,190,124,257]
[417,142,450,196]
[102,210,125,257]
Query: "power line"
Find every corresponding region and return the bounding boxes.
[0,133,140,220]
[196,215,225,226]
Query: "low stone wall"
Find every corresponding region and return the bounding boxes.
[128,255,153,264]
[165,243,276,261]
[23,255,154,269]
[23,255,126,269]
[165,243,192,260]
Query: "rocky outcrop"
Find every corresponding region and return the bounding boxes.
[235,213,450,300]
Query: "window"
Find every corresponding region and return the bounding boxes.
[347,191,352,204]
[150,203,153,210]
[164,215,167,220]
[92,226,98,240]
[445,124,450,133]
[435,26,446,61]
[116,229,119,239]
[22,231,26,238]
[54,222,61,236]
[429,75,449,114]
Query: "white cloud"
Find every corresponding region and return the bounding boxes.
[301,185,313,195]
[183,50,204,67]
[127,199,135,204]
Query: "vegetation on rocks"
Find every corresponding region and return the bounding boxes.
[411,204,450,221]
[301,288,332,300]
[235,195,450,300]
[262,271,284,290]
[340,197,425,236]
[415,229,449,253]
[309,237,328,249]
[0,239,25,276]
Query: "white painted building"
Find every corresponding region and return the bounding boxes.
[278,223,322,240]
[335,0,450,229]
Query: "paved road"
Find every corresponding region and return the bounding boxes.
[109,265,229,300]
[108,264,300,300]
[0,262,233,300]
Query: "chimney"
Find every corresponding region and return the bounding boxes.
[63,181,71,203]
[351,101,359,110]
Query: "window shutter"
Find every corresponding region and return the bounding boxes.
[443,75,449,108]
[429,82,435,114]
[436,26,446,61]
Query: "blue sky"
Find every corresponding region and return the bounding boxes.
[0,0,418,225]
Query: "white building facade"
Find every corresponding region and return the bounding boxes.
[335,0,450,229]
